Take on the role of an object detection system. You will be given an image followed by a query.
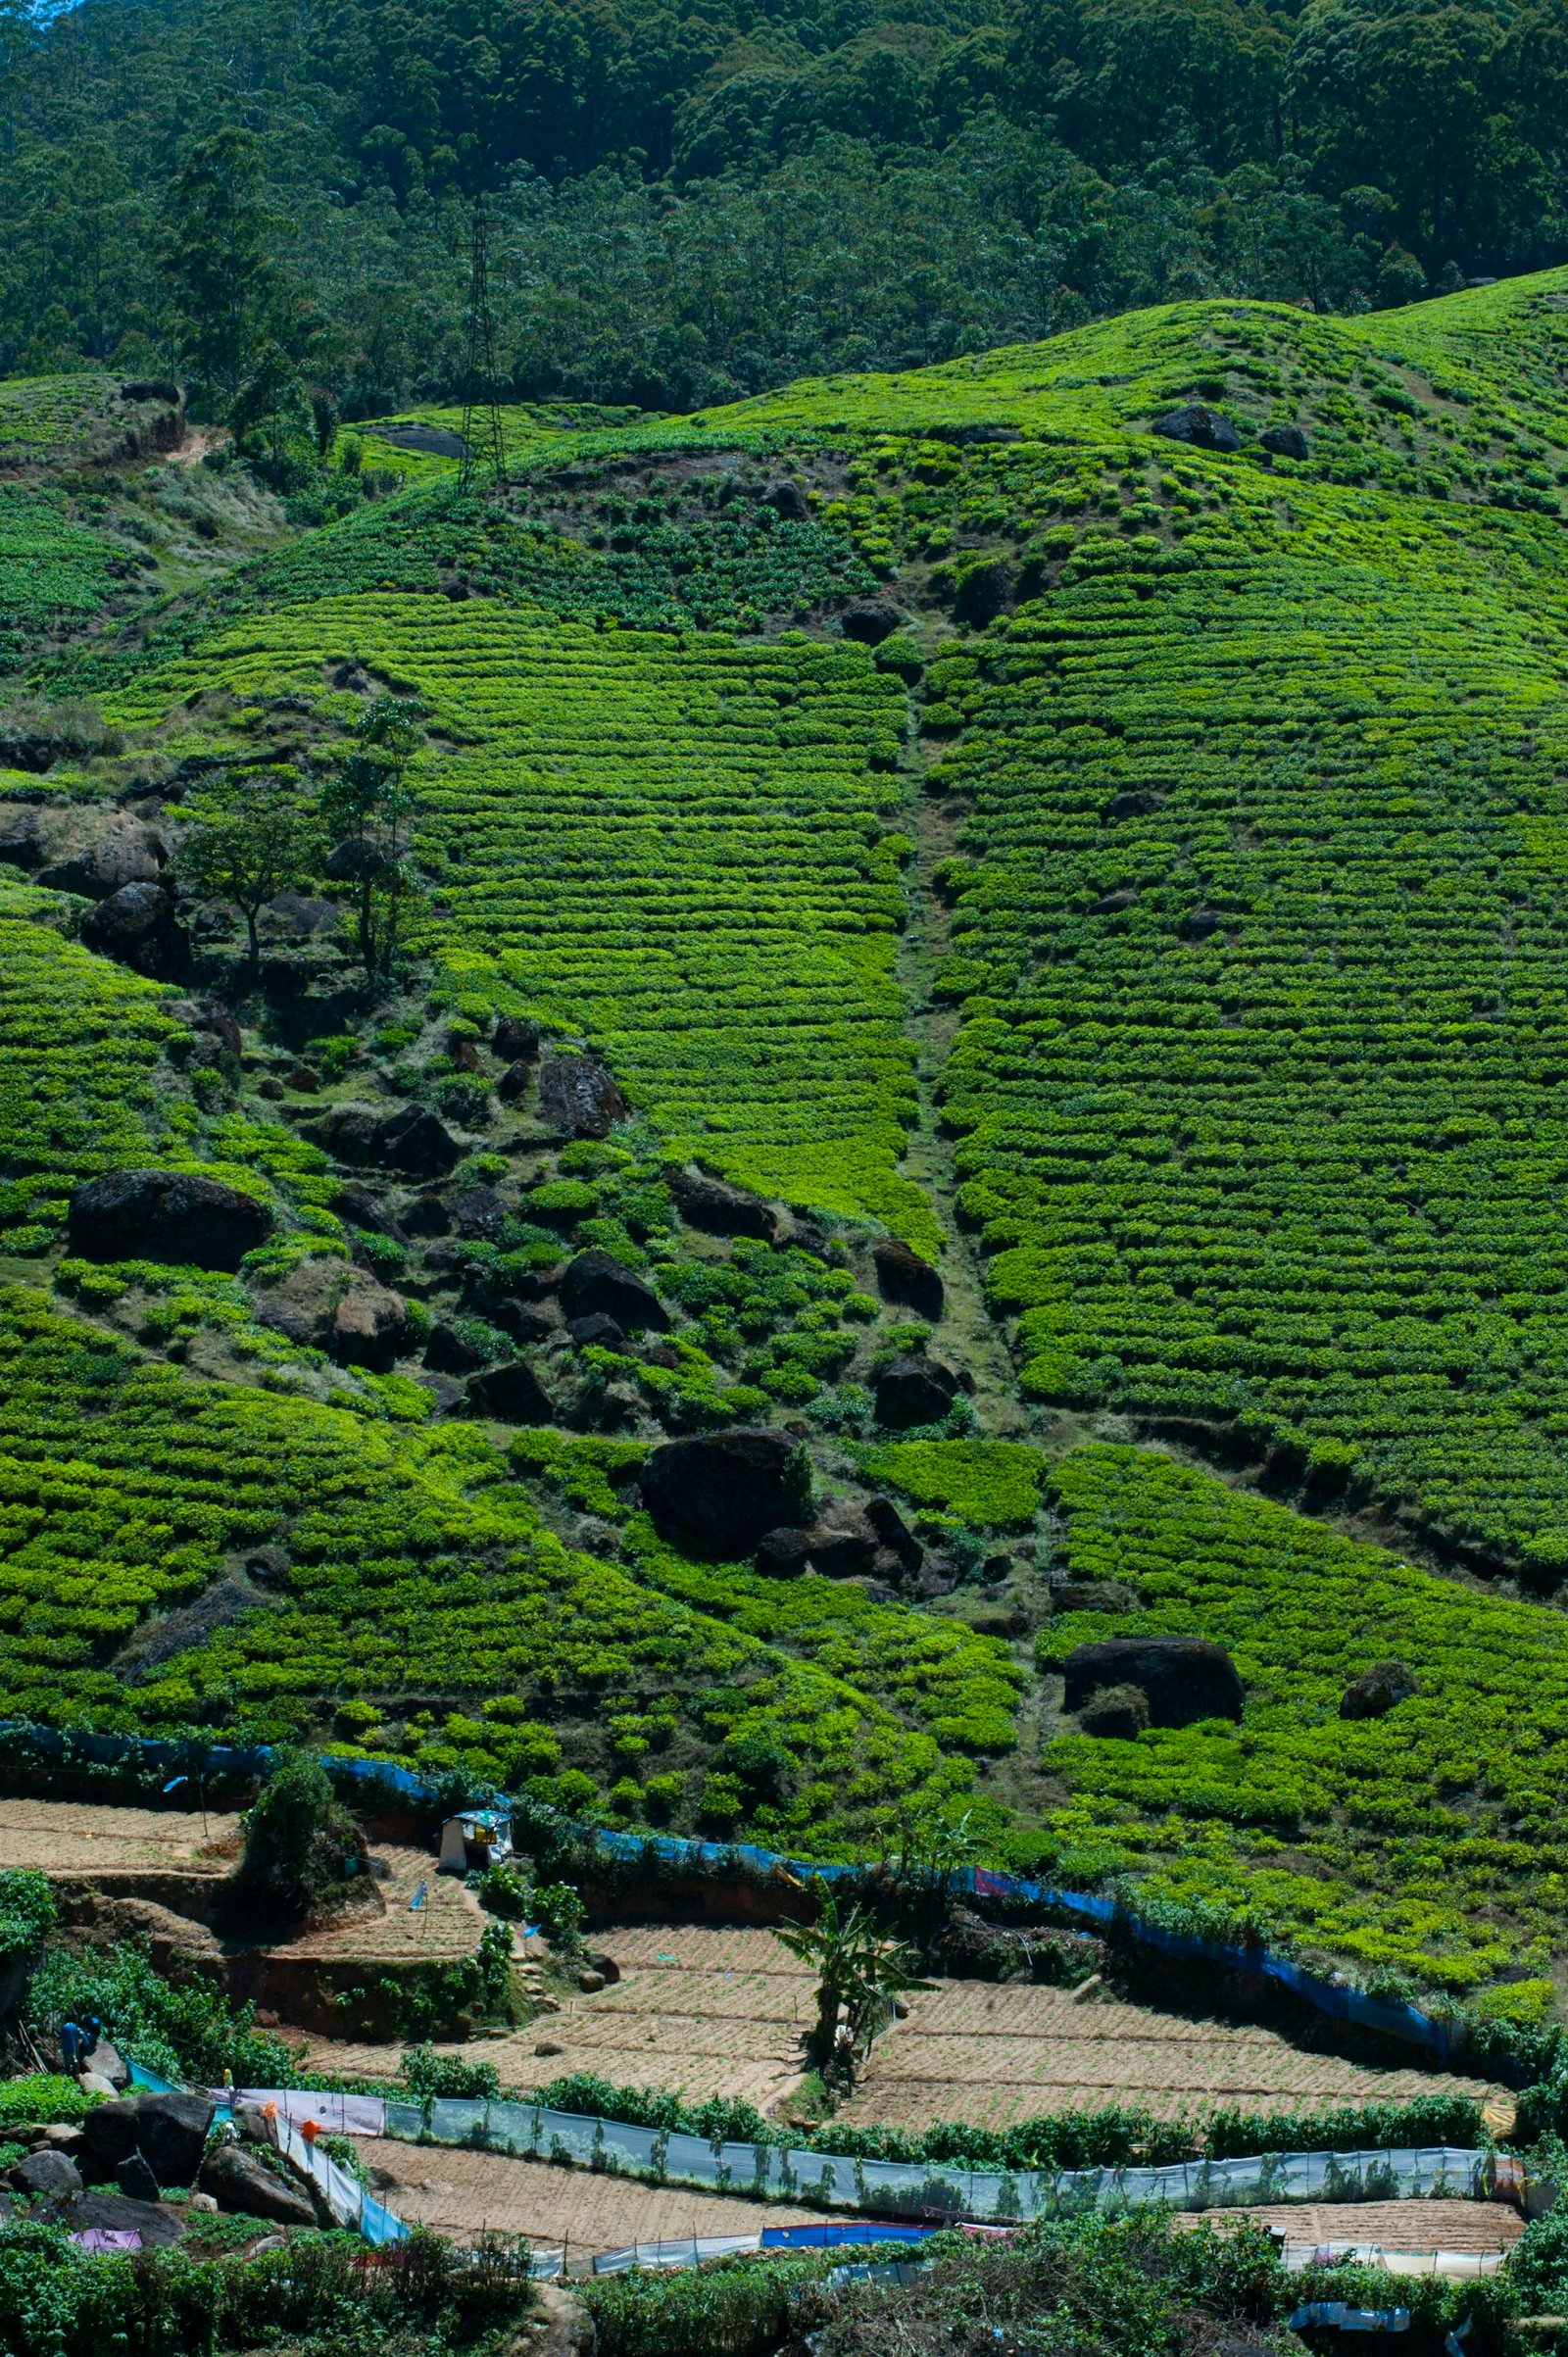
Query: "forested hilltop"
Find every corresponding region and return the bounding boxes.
[5,0,1568,413]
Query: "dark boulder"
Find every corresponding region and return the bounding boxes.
[954,561,1012,626]
[372,1104,460,1178]
[1260,424,1309,461]
[262,891,339,939]
[199,2140,318,2227]
[493,1301,556,1346]
[1076,1684,1150,1740]
[841,602,903,646]
[337,1185,403,1240]
[496,1058,534,1104]
[560,1249,669,1333]
[1152,404,1242,453]
[423,1322,486,1375]
[39,2190,183,2246]
[167,997,243,1061]
[327,1273,409,1370]
[451,1184,508,1242]
[402,1191,452,1237]
[875,1354,961,1430]
[494,1015,541,1062]
[1092,888,1139,914]
[760,479,808,520]
[865,1496,923,1574]
[69,1171,270,1271]
[1178,906,1223,941]
[302,1105,379,1162]
[1105,788,1166,821]
[756,1526,817,1578]
[81,2091,213,2187]
[1061,1636,1244,1728]
[80,882,189,980]
[10,2149,82,2197]
[643,1429,809,1553]
[1341,1660,1420,1721]
[666,1165,776,1242]
[0,806,44,869]
[116,2152,162,2201]
[537,1053,626,1140]
[568,1312,626,1350]
[466,1361,555,1422]
[872,1237,944,1318]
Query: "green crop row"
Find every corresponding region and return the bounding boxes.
[1036,1442,1568,1992]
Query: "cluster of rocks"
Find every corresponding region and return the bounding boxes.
[3,2087,318,2240]
[1151,405,1310,460]
[0,798,189,979]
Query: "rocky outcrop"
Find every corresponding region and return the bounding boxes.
[1260,424,1309,460]
[80,882,189,979]
[199,2140,318,2227]
[841,601,903,645]
[874,1354,961,1429]
[466,1361,555,1422]
[560,1249,669,1332]
[872,1237,944,1318]
[1152,404,1242,452]
[306,1104,460,1177]
[80,2090,214,2188]
[38,811,168,900]
[642,1429,809,1552]
[760,479,808,520]
[537,1053,626,1139]
[1075,1684,1150,1739]
[494,1015,541,1062]
[666,1165,777,1241]
[69,1171,271,1270]
[253,1258,410,1368]
[1062,1636,1244,1728]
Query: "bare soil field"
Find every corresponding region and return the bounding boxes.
[358,2136,841,2251]
[300,1924,1496,2133]
[0,1795,239,1870]
[839,1981,1498,2132]
[1172,2199,1524,2255]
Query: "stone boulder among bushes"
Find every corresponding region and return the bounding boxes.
[199,2140,318,2227]
[560,1249,669,1333]
[80,2090,214,2188]
[642,1429,809,1552]
[1061,1635,1244,1728]
[1341,1659,1420,1720]
[80,881,189,979]
[69,1170,271,1270]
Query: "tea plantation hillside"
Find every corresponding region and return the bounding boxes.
[8,270,1568,1999]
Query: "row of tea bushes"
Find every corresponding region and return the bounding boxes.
[925,443,1568,1566]
[1037,1441,1568,1992]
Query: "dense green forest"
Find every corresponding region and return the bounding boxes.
[5,0,1568,411]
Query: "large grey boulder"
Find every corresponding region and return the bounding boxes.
[537,1053,626,1139]
[69,1170,271,1270]
[666,1165,777,1242]
[872,1237,944,1318]
[80,881,189,980]
[199,2140,318,2227]
[874,1354,961,1429]
[1152,404,1242,452]
[9,2148,82,2197]
[1062,1636,1244,1729]
[80,2090,214,2188]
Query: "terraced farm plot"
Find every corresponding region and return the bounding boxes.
[103,594,934,1248]
[268,1845,483,1966]
[356,2137,841,2251]
[0,1795,239,1872]
[1171,2200,1524,2260]
[838,1984,1496,2135]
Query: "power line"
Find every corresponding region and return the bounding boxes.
[458,191,508,497]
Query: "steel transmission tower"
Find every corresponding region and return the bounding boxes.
[458,192,508,496]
